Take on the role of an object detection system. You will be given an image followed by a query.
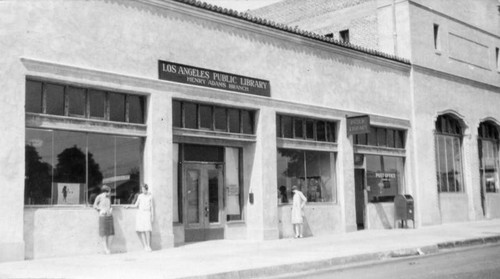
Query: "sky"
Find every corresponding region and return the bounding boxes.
[198,0,282,12]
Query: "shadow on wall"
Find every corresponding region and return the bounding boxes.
[373,203,392,229]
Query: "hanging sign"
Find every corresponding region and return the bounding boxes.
[346,115,370,136]
[159,60,270,97]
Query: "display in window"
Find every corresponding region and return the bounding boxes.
[277,149,335,204]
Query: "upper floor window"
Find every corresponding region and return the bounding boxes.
[354,126,405,149]
[435,114,464,193]
[26,79,146,124]
[433,24,441,52]
[339,29,350,43]
[276,114,336,143]
[495,47,499,71]
[173,100,255,135]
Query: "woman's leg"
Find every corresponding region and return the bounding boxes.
[145,231,152,251]
[293,224,299,237]
[298,224,304,238]
[102,236,110,254]
[139,232,147,249]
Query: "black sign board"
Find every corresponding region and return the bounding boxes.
[158,60,270,97]
[346,115,370,136]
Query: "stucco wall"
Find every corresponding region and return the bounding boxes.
[278,204,343,238]
[366,202,396,229]
[411,68,500,225]
[24,207,148,259]
[1,0,411,260]
[409,3,499,86]
[486,194,500,219]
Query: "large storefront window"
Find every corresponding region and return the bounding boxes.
[478,122,500,193]
[435,114,464,192]
[277,149,335,203]
[25,128,143,205]
[365,155,404,202]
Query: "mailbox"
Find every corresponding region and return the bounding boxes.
[394,194,415,228]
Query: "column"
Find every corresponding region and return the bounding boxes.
[337,118,357,232]
[245,108,279,240]
[145,93,174,248]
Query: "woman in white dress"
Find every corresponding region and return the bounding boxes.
[126,184,154,251]
[291,185,307,238]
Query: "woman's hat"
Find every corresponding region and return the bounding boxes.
[291,185,298,191]
[101,185,111,192]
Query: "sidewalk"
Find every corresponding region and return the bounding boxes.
[1,219,500,279]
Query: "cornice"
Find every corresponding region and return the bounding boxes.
[137,0,410,68]
[412,64,500,93]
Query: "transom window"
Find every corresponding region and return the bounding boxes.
[435,114,464,193]
[354,126,405,148]
[173,100,255,135]
[276,114,336,143]
[26,79,146,124]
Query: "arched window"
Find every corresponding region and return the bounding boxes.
[478,121,500,193]
[435,114,464,192]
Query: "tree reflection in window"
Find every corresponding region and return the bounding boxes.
[25,128,142,205]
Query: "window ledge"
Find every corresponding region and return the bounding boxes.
[277,138,338,152]
[26,113,147,137]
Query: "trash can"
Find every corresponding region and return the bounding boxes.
[394,194,414,228]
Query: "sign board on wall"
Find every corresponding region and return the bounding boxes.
[346,115,370,136]
[158,60,271,97]
[55,183,81,205]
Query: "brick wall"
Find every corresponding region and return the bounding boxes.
[250,0,373,25]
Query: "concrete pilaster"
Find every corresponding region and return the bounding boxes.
[0,69,25,262]
[146,93,174,249]
[463,127,484,221]
[337,118,357,232]
[245,108,279,240]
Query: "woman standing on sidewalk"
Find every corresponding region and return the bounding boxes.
[126,184,154,251]
[291,185,307,238]
[93,185,114,254]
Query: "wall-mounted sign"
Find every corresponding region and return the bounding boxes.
[159,60,270,97]
[346,115,370,136]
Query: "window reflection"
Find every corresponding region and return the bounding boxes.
[89,89,105,118]
[46,83,65,115]
[26,80,43,113]
[109,93,125,122]
[68,87,86,116]
[366,155,404,202]
[25,129,53,205]
[25,128,143,206]
[277,149,335,204]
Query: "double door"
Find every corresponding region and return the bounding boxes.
[184,163,224,242]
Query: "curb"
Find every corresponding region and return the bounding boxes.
[437,235,500,249]
[179,245,439,279]
[180,235,500,279]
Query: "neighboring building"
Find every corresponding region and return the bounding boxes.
[252,0,500,226]
[0,0,495,263]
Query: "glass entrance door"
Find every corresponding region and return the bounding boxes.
[184,163,224,242]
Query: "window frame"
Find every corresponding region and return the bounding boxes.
[172,99,256,135]
[25,79,147,124]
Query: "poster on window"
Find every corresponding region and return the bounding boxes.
[56,183,80,205]
[366,172,398,198]
[226,184,240,215]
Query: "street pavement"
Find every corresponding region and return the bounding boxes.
[1,219,500,279]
